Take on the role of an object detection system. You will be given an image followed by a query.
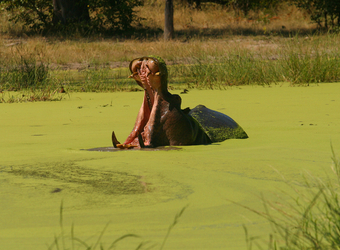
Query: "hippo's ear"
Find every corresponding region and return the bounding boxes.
[182,107,191,114]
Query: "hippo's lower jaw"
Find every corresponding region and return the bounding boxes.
[111,90,155,149]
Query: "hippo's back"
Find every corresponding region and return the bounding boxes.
[189,105,248,142]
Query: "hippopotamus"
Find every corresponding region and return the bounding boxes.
[112,56,248,149]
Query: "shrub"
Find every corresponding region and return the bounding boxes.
[0,0,143,34]
[293,0,340,30]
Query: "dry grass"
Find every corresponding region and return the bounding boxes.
[0,1,325,70]
[139,1,315,36]
[1,34,339,70]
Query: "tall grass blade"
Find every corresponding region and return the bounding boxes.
[72,237,91,249]
[107,234,140,250]
[71,223,75,250]
[159,205,188,250]
[92,222,110,250]
[59,200,66,250]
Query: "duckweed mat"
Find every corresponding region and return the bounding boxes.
[1,83,340,249]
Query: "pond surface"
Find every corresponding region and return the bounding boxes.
[1,83,340,249]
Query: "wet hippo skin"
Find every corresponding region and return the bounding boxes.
[112,56,248,149]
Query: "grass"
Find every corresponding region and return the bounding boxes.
[1,36,340,100]
[235,146,340,249]
[52,68,141,93]
[48,201,187,250]
[0,90,65,103]
[139,1,317,37]
[1,1,340,101]
[168,37,340,89]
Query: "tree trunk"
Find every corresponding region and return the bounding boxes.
[164,0,174,41]
[53,0,90,25]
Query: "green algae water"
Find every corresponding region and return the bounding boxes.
[1,83,340,249]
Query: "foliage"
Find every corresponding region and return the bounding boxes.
[231,0,283,16]
[178,0,230,9]
[293,0,340,29]
[178,0,283,16]
[1,0,54,32]
[88,0,143,32]
[0,0,143,34]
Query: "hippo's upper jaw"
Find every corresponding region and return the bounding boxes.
[129,57,162,112]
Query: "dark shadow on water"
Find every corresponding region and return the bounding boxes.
[85,146,182,152]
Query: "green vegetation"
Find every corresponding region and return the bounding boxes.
[1,0,143,34]
[1,36,340,102]
[1,0,339,34]
[2,55,50,90]
[47,147,340,250]
[1,80,340,249]
[0,0,340,102]
[239,147,340,249]
[1,35,339,100]
[49,202,187,250]
[293,0,340,30]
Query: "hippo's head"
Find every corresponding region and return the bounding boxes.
[129,56,168,94]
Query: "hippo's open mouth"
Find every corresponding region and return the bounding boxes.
[112,57,164,149]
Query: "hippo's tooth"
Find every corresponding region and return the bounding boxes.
[155,72,160,76]
[138,133,145,148]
